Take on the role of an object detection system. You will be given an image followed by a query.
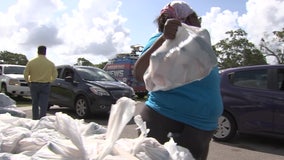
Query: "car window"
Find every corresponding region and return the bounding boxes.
[278,69,284,91]
[77,67,116,81]
[230,69,268,89]
[4,66,25,74]
[63,69,74,78]
[56,68,63,78]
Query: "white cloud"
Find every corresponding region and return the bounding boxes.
[0,0,130,65]
[199,0,284,64]
[238,0,284,44]
[1,0,283,65]
[202,7,240,44]
[202,0,284,48]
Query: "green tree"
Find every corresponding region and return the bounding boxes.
[75,57,94,66]
[94,61,107,69]
[74,58,107,69]
[260,28,284,64]
[0,51,28,65]
[213,29,267,69]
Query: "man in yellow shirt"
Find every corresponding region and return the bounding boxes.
[24,46,58,120]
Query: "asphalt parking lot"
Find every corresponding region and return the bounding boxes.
[17,103,284,160]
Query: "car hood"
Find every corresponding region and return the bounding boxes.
[4,74,24,79]
[88,81,129,89]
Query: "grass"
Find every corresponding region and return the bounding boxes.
[12,95,146,107]
[10,96,32,107]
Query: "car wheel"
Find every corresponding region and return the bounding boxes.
[47,104,52,111]
[136,93,147,99]
[75,96,90,119]
[213,112,237,142]
[1,84,8,94]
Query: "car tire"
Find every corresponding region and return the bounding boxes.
[1,84,8,94]
[136,93,147,99]
[213,112,237,142]
[47,104,52,111]
[75,96,90,119]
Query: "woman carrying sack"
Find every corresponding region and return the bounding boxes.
[133,1,223,160]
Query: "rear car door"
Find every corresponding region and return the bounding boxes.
[49,67,62,105]
[226,68,274,133]
[273,67,284,133]
[49,67,76,107]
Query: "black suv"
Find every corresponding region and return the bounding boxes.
[48,65,135,118]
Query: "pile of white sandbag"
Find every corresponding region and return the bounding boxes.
[0,97,194,160]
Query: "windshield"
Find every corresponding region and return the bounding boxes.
[4,66,25,74]
[77,67,116,81]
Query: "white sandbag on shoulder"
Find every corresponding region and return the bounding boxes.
[144,23,217,91]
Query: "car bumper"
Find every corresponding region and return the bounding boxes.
[88,94,133,113]
[7,86,30,96]
[89,96,113,113]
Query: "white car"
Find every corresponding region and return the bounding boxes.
[0,64,30,97]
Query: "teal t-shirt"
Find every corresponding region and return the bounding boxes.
[142,33,223,131]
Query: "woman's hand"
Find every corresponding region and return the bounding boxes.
[163,19,182,39]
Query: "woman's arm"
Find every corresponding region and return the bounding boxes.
[133,36,166,82]
[133,19,181,82]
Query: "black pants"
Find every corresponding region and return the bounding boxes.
[30,82,50,120]
[139,105,215,160]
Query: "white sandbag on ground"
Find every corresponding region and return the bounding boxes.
[0,93,26,118]
[0,93,15,107]
[144,23,217,91]
[0,97,195,160]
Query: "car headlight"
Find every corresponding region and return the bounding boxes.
[9,79,20,86]
[119,81,135,95]
[119,81,128,86]
[89,86,110,96]
[130,87,135,95]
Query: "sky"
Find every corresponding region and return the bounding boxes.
[0,0,283,65]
